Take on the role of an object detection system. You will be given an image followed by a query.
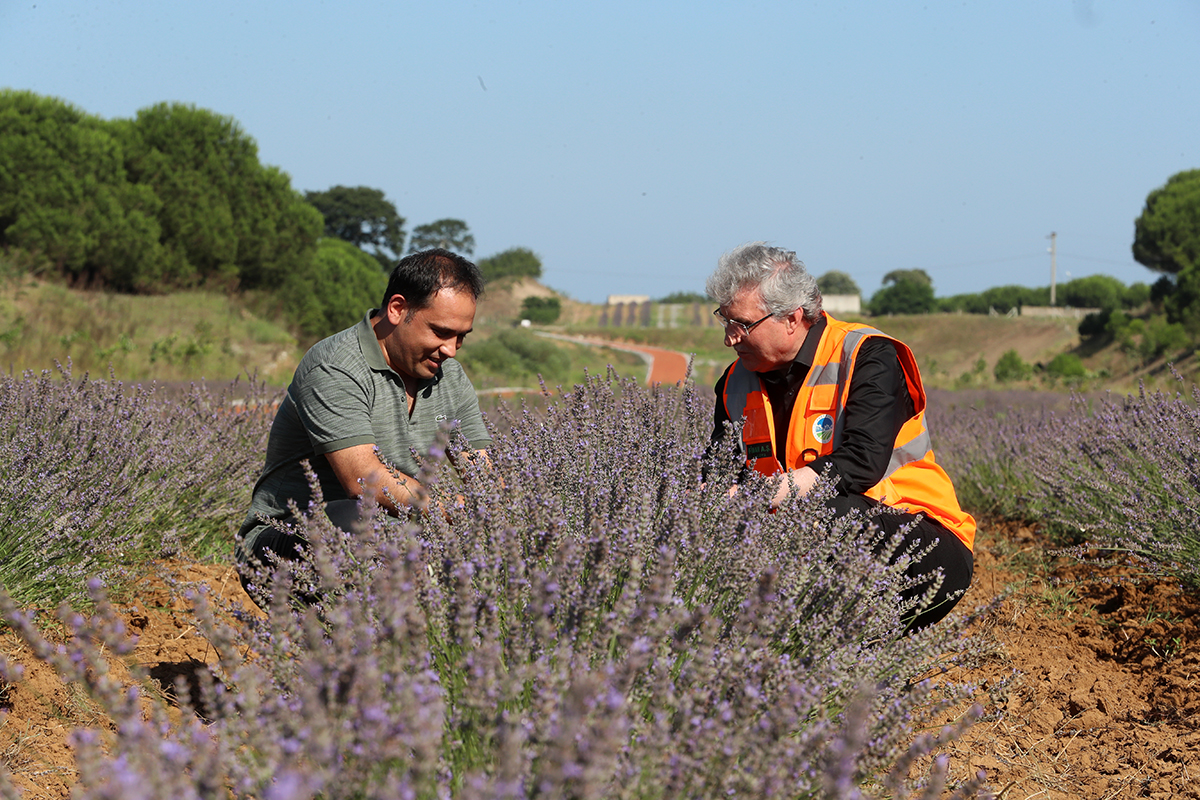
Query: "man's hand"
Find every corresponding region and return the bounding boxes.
[771,466,819,508]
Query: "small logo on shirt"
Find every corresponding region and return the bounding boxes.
[435,414,448,423]
[812,414,834,444]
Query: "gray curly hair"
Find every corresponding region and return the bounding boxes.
[705,242,823,322]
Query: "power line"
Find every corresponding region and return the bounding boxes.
[1058,252,1138,268]
[909,253,1045,273]
[854,253,1044,280]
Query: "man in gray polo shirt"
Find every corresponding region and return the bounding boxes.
[237,248,492,597]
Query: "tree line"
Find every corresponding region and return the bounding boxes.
[0,90,544,340]
[677,168,1198,335]
[856,169,1199,361]
[872,270,1151,317]
[665,269,1150,317]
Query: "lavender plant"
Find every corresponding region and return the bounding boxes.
[931,380,1200,589]
[0,365,274,608]
[2,370,991,798]
[1019,381,1200,588]
[925,399,1048,521]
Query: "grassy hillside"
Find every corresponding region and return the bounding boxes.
[860,313,1081,388]
[2,271,1187,393]
[0,274,645,388]
[871,312,1197,392]
[1,275,302,383]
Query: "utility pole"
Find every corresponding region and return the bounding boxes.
[1047,231,1057,306]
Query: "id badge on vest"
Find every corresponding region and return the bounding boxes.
[742,404,774,460]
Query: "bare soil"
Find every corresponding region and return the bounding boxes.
[0,564,260,798]
[941,521,1200,799]
[3,520,1198,799]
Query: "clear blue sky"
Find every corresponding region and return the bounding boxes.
[3,1,1198,303]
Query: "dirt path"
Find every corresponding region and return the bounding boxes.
[532,332,692,385]
[631,344,691,385]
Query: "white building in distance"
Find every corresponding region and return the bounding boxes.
[822,294,861,315]
[606,294,651,305]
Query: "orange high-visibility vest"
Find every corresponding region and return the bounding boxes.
[721,315,975,551]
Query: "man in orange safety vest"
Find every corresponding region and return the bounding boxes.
[707,242,974,631]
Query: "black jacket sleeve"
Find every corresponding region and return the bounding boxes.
[711,365,732,444]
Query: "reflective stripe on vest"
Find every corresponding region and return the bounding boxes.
[890,428,933,474]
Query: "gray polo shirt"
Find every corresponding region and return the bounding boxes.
[238,310,492,553]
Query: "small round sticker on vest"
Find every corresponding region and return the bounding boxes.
[812,414,834,444]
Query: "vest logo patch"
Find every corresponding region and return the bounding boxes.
[812,414,834,444]
[746,442,773,459]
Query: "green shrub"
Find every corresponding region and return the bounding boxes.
[954,356,988,388]
[939,284,1049,314]
[477,247,542,281]
[1139,315,1190,362]
[869,273,936,315]
[1059,275,1126,311]
[816,270,860,296]
[1124,282,1151,309]
[993,349,1032,383]
[277,238,386,340]
[1078,309,1111,338]
[1045,352,1086,378]
[656,290,708,304]
[1101,310,1193,364]
[520,295,561,324]
[459,328,569,382]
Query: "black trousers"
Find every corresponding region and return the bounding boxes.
[827,495,973,632]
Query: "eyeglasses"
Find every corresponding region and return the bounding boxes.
[713,308,774,336]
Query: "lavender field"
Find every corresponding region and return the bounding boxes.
[928,383,1200,589]
[2,366,1199,798]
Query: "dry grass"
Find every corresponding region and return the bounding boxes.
[0,276,300,384]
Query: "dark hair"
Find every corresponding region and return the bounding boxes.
[382,248,485,316]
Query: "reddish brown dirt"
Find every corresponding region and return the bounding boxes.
[2,523,1199,798]
[0,564,260,798]
[937,522,1200,799]
[631,344,691,385]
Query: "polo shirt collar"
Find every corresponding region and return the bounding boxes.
[356,310,390,372]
